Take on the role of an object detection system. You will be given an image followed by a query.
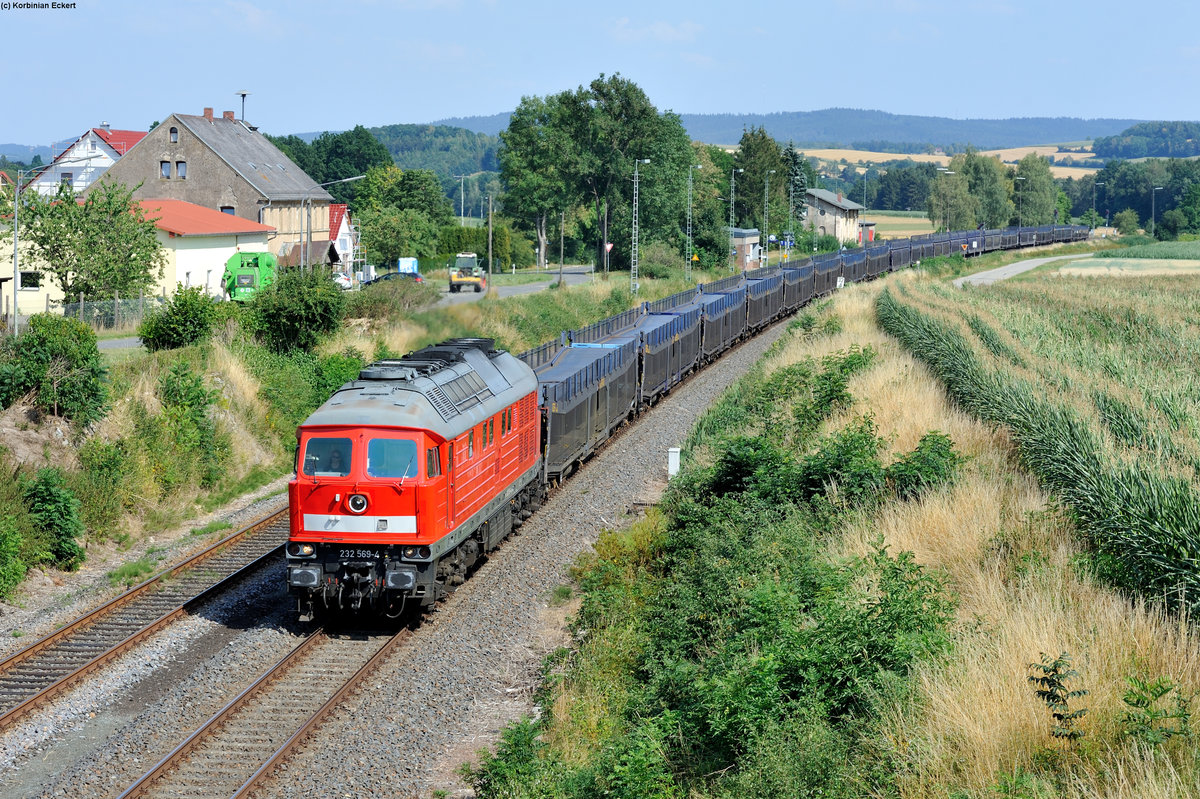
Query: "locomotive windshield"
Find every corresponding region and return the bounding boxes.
[301,437,352,477]
[367,438,419,479]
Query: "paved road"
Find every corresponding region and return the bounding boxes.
[436,265,595,307]
[952,253,1091,288]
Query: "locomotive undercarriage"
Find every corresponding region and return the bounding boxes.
[289,477,546,620]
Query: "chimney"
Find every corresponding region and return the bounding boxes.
[837,192,843,203]
[203,107,214,121]
[101,121,110,132]
[223,111,235,121]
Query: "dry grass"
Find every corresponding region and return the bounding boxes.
[763,276,1200,797]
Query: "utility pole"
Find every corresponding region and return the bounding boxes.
[763,169,775,267]
[487,195,493,276]
[559,210,564,289]
[729,168,743,273]
[687,164,700,278]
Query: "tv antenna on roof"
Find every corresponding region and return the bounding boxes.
[235,90,250,121]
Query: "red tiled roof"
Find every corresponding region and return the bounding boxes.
[329,203,348,237]
[137,199,275,237]
[91,128,146,155]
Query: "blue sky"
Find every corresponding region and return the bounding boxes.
[4,0,1197,146]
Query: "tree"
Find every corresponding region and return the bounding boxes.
[734,127,786,236]
[358,207,440,265]
[927,170,974,231]
[21,180,166,304]
[552,73,692,271]
[958,148,1013,228]
[500,95,573,269]
[1055,190,1072,225]
[357,165,454,226]
[1113,208,1141,235]
[1158,208,1187,239]
[308,126,392,206]
[1013,155,1057,226]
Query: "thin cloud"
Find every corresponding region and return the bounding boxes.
[610,17,702,44]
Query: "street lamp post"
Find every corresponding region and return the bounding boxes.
[937,168,955,231]
[1092,181,1105,231]
[10,155,96,335]
[729,168,743,273]
[454,174,468,225]
[762,169,775,267]
[1014,175,1026,231]
[1152,186,1163,238]
[631,158,649,295]
[686,164,701,279]
[303,174,366,270]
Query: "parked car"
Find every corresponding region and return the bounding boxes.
[363,271,424,287]
[331,272,353,290]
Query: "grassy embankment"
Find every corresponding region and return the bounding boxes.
[467,272,1200,798]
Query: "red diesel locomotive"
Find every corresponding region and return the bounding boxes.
[285,339,544,619]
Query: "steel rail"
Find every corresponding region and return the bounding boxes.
[0,507,288,732]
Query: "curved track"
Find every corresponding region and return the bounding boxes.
[0,509,288,731]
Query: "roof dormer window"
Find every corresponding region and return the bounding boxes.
[169,127,178,143]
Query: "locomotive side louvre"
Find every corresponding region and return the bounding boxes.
[286,338,542,617]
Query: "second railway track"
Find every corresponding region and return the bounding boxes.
[0,507,289,732]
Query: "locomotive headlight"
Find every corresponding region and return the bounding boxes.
[402,546,418,558]
[347,494,369,514]
[287,542,315,558]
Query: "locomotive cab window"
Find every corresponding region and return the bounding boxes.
[302,437,352,477]
[367,438,418,479]
[468,431,474,457]
[426,446,441,478]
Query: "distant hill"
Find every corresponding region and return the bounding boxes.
[433,108,1149,150]
[0,143,53,163]
[1094,121,1200,158]
[368,123,498,175]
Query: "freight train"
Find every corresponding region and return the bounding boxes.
[285,224,1090,618]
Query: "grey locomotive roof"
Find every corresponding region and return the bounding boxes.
[300,344,536,440]
[174,113,332,202]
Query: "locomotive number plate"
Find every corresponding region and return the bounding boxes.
[339,548,384,560]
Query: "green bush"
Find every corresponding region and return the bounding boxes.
[159,360,227,488]
[0,516,28,598]
[21,467,85,570]
[885,431,964,501]
[72,438,129,539]
[248,268,345,352]
[343,278,439,320]
[0,314,107,424]
[138,284,219,352]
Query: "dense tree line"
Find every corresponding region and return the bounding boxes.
[1060,158,1200,237]
[267,126,393,207]
[1093,122,1200,159]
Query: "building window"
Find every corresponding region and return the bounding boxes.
[176,161,187,180]
[160,161,171,179]
[60,172,73,185]
[18,271,40,290]
[220,206,235,215]
[169,127,178,143]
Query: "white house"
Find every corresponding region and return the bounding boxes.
[26,124,146,196]
[1,198,275,322]
[139,199,275,298]
[329,203,354,267]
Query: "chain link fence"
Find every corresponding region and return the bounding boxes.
[59,293,167,333]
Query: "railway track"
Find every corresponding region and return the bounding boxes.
[118,626,408,799]
[0,507,289,732]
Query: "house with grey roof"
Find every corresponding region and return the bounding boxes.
[806,188,863,245]
[94,108,334,264]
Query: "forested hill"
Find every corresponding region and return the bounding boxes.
[1093,121,1200,158]
[433,108,1145,149]
[367,123,498,175]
